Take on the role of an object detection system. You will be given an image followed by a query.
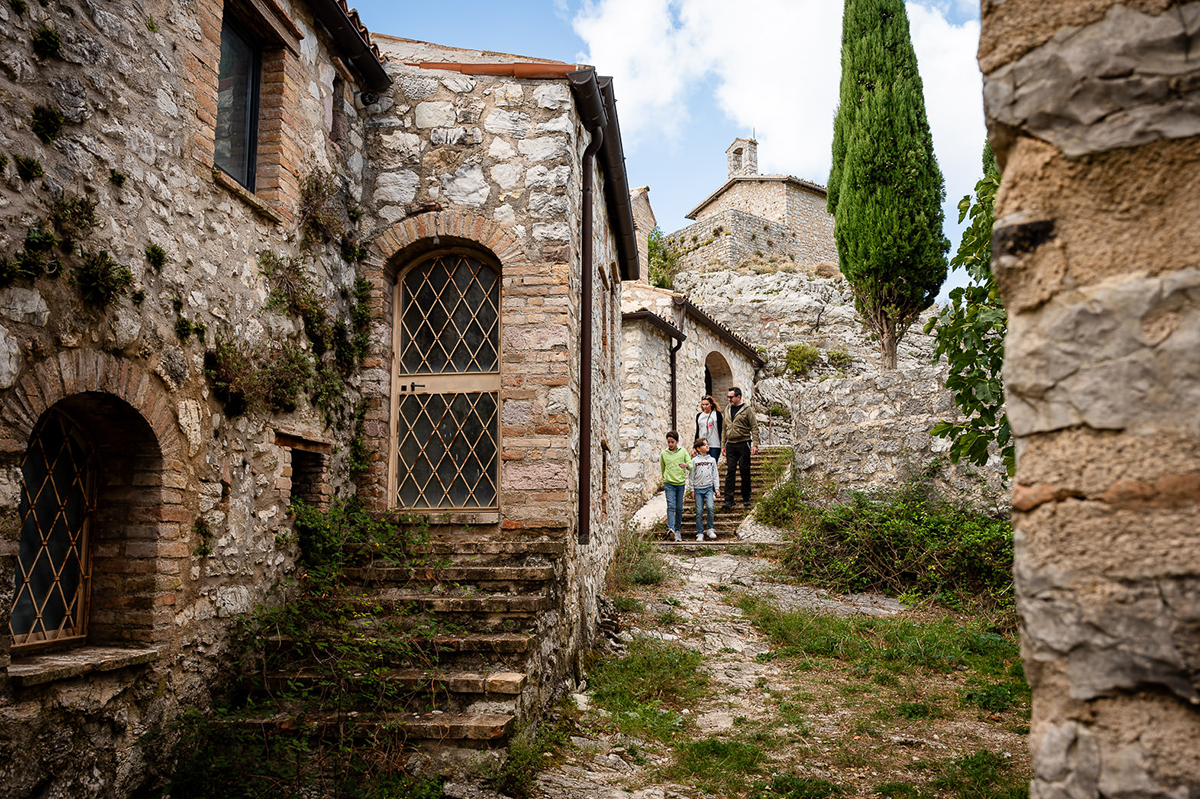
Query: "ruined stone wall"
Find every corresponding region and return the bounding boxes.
[667,209,793,273]
[358,45,621,711]
[784,183,837,264]
[0,0,372,795]
[982,3,1200,796]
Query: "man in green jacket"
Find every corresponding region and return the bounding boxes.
[721,386,759,510]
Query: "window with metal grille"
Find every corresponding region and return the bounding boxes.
[391,251,500,510]
[9,407,96,652]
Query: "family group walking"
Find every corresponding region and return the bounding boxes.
[659,387,760,542]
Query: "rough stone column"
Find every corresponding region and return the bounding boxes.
[981,2,1200,796]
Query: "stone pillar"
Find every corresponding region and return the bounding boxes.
[981,3,1200,796]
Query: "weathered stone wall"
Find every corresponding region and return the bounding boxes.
[619,281,758,510]
[694,179,787,224]
[667,209,794,273]
[982,3,1200,797]
[358,42,622,711]
[784,183,837,264]
[789,365,1008,508]
[0,0,374,794]
[630,185,655,271]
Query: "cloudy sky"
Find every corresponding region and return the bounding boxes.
[352,0,986,297]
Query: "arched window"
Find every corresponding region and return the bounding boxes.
[391,250,500,510]
[9,406,96,652]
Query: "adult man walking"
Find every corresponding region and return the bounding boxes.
[721,386,759,510]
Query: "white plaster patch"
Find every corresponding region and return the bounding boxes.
[518,136,568,162]
[490,162,524,190]
[533,222,570,241]
[178,399,203,457]
[484,109,531,138]
[442,76,476,93]
[0,287,49,326]
[525,165,571,189]
[441,164,490,206]
[415,101,455,128]
[488,137,516,159]
[155,88,178,117]
[374,170,420,205]
[0,323,18,389]
[534,83,572,109]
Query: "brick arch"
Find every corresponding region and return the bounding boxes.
[356,211,529,509]
[2,350,190,646]
[1,350,185,462]
[369,209,527,272]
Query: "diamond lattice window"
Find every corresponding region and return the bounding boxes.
[9,407,96,651]
[392,253,500,510]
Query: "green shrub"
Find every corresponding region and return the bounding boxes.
[9,0,27,15]
[109,168,127,186]
[647,225,680,288]
[71,250,133,306]
[666,737,767,796]
[761,470,1014,612]
[47,194,99,247]
[786,343,821,376]
[827,348,853,368]
[32,26,61,59]
[145,243,167,270]
[205,335,313,417]
[299,170,347,247]
[31,104,64,143]
[13,154,43,182]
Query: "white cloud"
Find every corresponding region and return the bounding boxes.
[572,0,985,297]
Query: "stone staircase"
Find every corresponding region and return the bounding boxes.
[662,446,792,547]
[241,534,565,759]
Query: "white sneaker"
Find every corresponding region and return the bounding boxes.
[673,530,682,542]
[705,529,717,540]
[696,532,705,542]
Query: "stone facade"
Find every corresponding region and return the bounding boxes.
[666,140,837,273]
[982,3,1200,797]
[618,280,761,511]
[0,6,633,796]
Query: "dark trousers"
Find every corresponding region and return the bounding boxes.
[724,440,752,505]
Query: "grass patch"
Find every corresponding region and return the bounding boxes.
[733,594,1028,703]
[757,468,1014,615]
[612,595,643,613]
[896,700,944,719]
[608,522,668,590]
[664,737,767,796]
[489,711,573,799]
[750,775,845,799]
[786,343,821,376]
[931,750,1028,799]
[589,637,707,741]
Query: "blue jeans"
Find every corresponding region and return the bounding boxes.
[694,486,715,535]
[665,483,686,532]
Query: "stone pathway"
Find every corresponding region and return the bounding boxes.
[442,552,903,799]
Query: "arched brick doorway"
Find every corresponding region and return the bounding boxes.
[9,393,171,650]
[704,351,734,410]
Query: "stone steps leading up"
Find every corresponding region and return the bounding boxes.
[664,447,792,545]
[239,710,515,744]
[261,667,528,715]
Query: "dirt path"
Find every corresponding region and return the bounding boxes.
[444,550,1030,799]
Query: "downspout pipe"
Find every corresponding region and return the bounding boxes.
[568,69,608,546]
[670,335,683,432]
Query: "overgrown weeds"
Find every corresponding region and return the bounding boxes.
[608,522,668,591]
[588,637,707,740]
[664,736,768,796]
[757,468,1014,615]
[489,701,577,798]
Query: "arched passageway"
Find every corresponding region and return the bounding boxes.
[704,351,734,410]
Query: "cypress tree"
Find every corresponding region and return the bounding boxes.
[828,0,948,369]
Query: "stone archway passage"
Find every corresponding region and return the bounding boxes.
[704,351,734,411]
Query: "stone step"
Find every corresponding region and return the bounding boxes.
[264,631,537,670]
[240,710,515,743]
[346,540,565,567]
[341,565,555,591]
[263,667,527,698]
[656,540,789,551]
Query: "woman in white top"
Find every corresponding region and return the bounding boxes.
[694,395,724,462]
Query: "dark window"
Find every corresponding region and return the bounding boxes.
[215,16,261,189]
[10,407,96,652]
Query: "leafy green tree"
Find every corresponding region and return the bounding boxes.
[828,0,948,369]
[925,143,1013,475]
[647,225,679,288]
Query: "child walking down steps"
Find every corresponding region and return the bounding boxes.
[689,437,720,541]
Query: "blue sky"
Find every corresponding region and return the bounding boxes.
[351,1,986,299]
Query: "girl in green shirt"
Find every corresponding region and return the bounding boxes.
[659,430,692,541]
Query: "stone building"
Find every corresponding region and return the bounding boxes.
[980,3,1200,796]
[667,138,837,272]
[619,189,764,511]
[0,0,636,794]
